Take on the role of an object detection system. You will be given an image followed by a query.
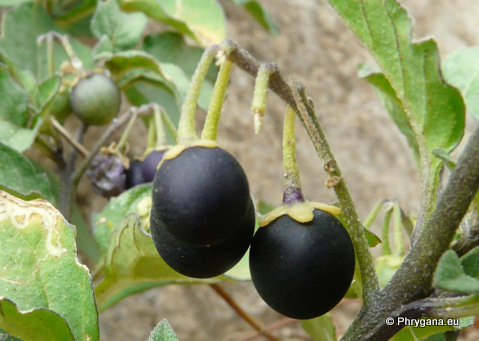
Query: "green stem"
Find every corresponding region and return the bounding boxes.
[46,34,55,76]
[291,80,379,302]
[201,46,234,140]
[154,105,167,148]
[381,205,393,256]
[363,200,386,229]
[116,108,138,152]
[177,44,219,144]
[282,106,304,205]
[252,63,276,134]
[37,32,83,71]
[393,201,405,256]
[161,109,178,143]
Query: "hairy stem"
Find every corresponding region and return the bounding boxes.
[282,106,305,205]
[201,43,234,141]
[226,42,379,302]
[177,45,219,144]
[342,125,479,340]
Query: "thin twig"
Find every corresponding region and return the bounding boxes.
[51,118,89,157]
[239,318,300,341]
[209,284,282,341]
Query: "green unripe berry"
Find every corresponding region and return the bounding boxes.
[70,72,121,125]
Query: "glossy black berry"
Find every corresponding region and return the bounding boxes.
[151,199,255,278]
[125,160,145,189]
[249,209,355,319]
[70,72,121,126]
[141,149,167,183]
[151,146,250,247]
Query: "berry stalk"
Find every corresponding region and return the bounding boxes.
[282,106,305,206]
[177,45,219,144]
[201,44,235,141]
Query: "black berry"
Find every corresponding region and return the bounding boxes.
[151,199,255,278]
[249,209,355,319]
[141,149,167,183]
[151,146,250,247]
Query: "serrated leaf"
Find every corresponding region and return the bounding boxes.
[434,250,479,292]
[95,213,219,311]
[0,191,99,341]
[301,314,337,341]
[0,64,29,127]
[118,0,226,46]
[229,0,280,35]
[0,144,55,202]
[92,183,153,257]
[91,0,147,51]
[0,3,93,80]
[148,319,179,341]
[328,0,465,196]
[0,298,74,341]
[442,47,479,122]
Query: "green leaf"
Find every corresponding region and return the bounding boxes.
[0,298,74,341]
[442,47,479,122]
[229,0,280,35]
[92,183,154,258]
[359,64,419,165]
[125,81,181,132]
[72,205,101,264]
[118,0,226,46]
[91,0,147,51]
[0,120,40,153]
[148,319,179,341]
[301,314,337,341]
[95,213,219,311]
[0,3,93,80]
[0,327,23,341]
[0,144,55,202]
[0,191,99,341]
[143,31,219,83]
[35,74,61,114]
[460,246,479,278]
[99,50,170,81]
[434,250,479,292]
[392,323,454,341]
[92,35,114,59]
[329,0,465,205]
[0,64,29,127]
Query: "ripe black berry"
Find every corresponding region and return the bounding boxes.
[151,145,250,247]
[125,160,145,189]
[70,72,121,126]
[249,209,355,319]
[141,149,167,183]
[150,199,255,278]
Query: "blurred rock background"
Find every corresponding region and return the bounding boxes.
[98,0,479,339]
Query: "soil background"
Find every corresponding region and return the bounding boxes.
[96,0,479,340]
